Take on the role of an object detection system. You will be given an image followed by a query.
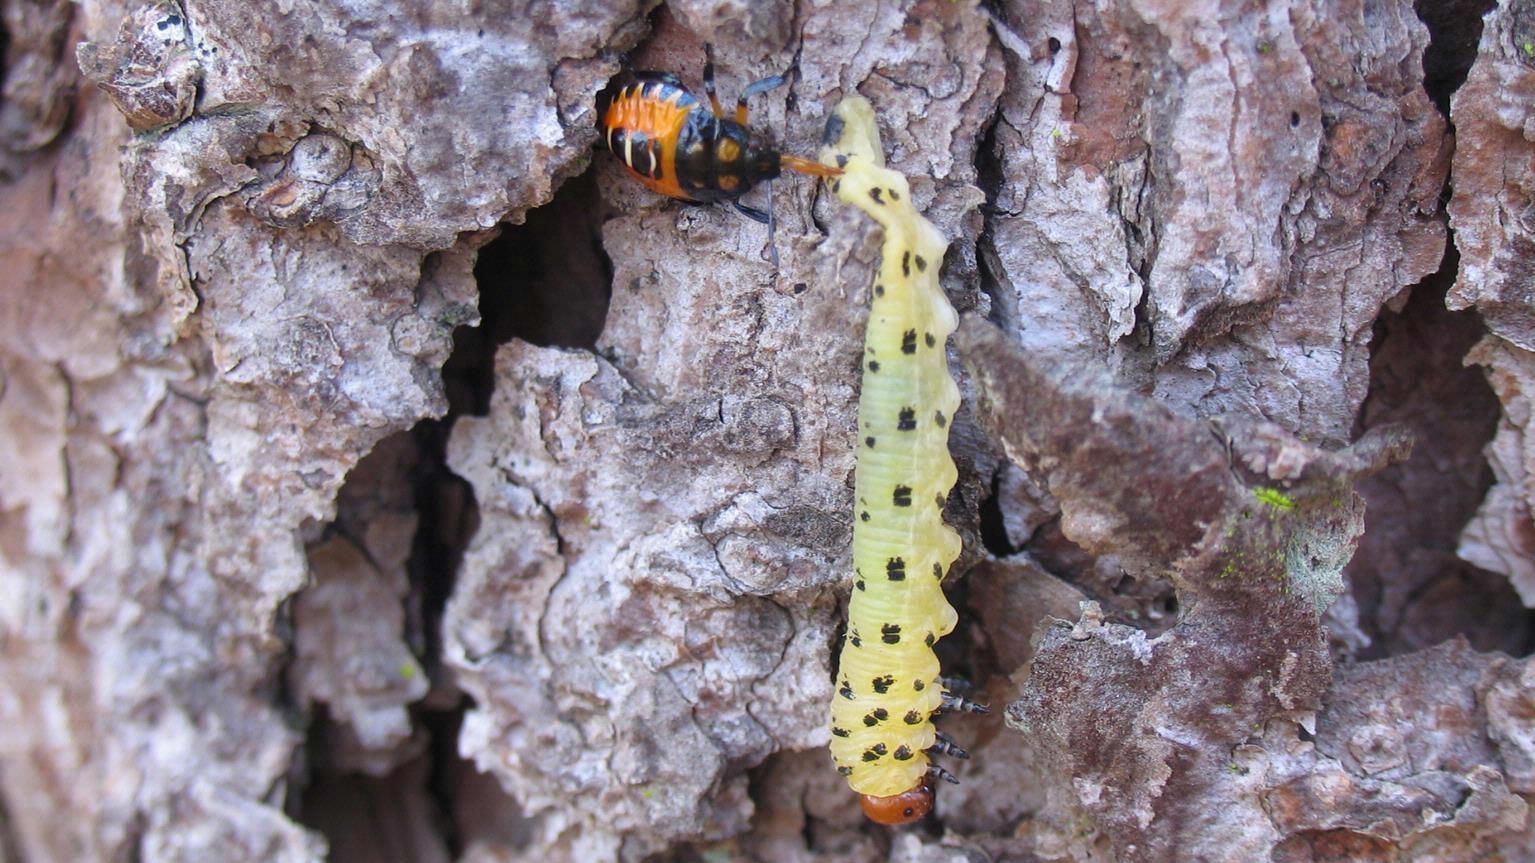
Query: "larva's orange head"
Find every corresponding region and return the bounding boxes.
[859,781,934,825]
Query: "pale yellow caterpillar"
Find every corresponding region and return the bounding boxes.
[821,97,966,825]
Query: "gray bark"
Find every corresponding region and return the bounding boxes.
[0,0,1531,861]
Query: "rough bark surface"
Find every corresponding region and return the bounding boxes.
[1448,0,1535,620]
[0,0,1529,861]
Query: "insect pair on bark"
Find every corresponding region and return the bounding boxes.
[598,58,983,826]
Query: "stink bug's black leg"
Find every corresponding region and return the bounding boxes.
[703,44,725,117]
[735,74,787,126]
[928,763,961,785]
[940,690,990,715]
[932,731,970,760]
[760,178,780,267]
[733,200,771,224]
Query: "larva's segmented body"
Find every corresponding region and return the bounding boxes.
[822,98,963,821]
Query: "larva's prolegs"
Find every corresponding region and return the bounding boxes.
[820,97,966,825]
[939,690,990,715]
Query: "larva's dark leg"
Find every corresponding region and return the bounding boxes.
[736,74,786,125]
[703,44,724,117]
[931,731,970,760]
[940,691,990,715]
[928,764,961,785]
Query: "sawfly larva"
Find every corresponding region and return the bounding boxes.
[821,96,978,825]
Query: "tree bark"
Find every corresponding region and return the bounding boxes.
[1,0,1531,861]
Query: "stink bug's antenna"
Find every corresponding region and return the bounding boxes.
[781,154,842,179]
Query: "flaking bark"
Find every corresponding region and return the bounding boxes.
[0,0,1530,861]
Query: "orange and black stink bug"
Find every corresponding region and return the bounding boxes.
[595,46,839,228]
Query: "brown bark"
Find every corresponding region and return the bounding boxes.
[0,0,1530,861]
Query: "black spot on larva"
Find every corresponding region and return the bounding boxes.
[924,632,936,647]
[886,557,906,581]
[881,623,902,644]
[893,485,912,507]
[862,709,883,727]
[838,765,853,776]
[872,675,894,694]
[897,408,916,431]
[932,563,943,579]
[914,679,926,691]
[868,360,880,372]
[869,187,885,205]
[865,435,877,448]
[934,411,947,428]
[840,685,855,700]
[855,580,865,593]
[903,709,923,725]
[874,284,885,298]
[851,635,862,647]
[914,254,928,272]
[889,188,900,201]
[902,251,911,277]
[925,332,936,348]
[901,329,917,354]
[935,494,946,509]
[823,113,846,146]
[894,745,913,760]
[833,726,850,738]
[860,510,870,522]
[835,153,849,168]
[862,743,887,761]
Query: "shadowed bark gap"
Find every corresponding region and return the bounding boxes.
[297,709,451,863]
[973,101,1012,333]
[398,172,618,857]
[293,169,616,855]
[454,170,613,413]
[420,698,535,858]
[976,467,1019,558]
[1414,0,1497,117]
[1348,246,1533,658]
[0,778,20,863]
[1,17,10,101]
